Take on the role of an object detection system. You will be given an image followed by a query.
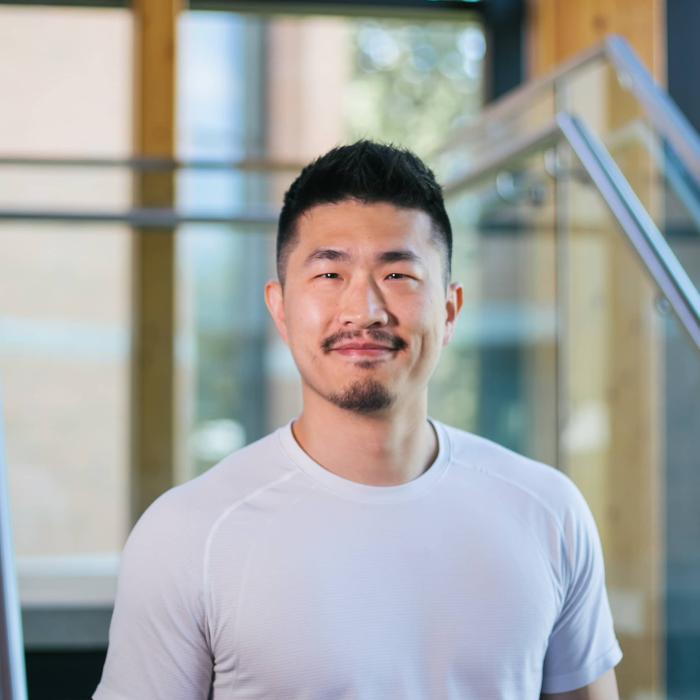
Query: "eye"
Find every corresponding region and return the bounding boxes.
[386,272,412,280]
[316,272,340,279]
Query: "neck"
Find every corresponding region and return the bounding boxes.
[291,390,438,486]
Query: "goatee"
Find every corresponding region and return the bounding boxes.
[327,379,393,414]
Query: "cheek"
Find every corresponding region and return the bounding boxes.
[413,304,447,354]
[406,295,444,333]
[285,295,330,346]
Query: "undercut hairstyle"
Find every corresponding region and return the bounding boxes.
[276,140,453,288]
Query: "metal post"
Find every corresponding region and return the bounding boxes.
[0,390,27,700]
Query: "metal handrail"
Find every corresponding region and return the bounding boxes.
[440,112,700,351]
[0,391,28,700]
[434,35,700,187]
[441,122,560,196]
[558,113,700,350]
[605,37,700,184]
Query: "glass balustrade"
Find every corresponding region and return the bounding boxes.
[433,37,700,311]
[433,147,558,466]
[439,51,700,694]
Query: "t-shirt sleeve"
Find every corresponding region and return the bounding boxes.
[93,493,214,700]
[540,479,623,694]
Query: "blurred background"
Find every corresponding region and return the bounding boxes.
[0,0,699,698]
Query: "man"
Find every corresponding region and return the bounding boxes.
[94,141,622,699]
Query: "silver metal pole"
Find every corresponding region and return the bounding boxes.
[442,112,700,352]
[0,389,28,700]
[558,112,700,350]
[606,36,700,185]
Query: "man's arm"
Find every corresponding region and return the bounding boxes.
[542,669,620,700]
[539,474,623,696]
[93,492,214,700]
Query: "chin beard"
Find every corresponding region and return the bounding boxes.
[327,378,394,414]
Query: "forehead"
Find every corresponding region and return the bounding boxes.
[292,200,436,254]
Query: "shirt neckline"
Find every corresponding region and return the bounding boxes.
[277,417,452,504]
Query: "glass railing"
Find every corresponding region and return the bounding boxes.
[432,35,700,334]
[435,35,700,700]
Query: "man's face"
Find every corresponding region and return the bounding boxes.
[265,199,463,415]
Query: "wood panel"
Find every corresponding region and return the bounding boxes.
[131,0,179,522]
[528,0,665,81]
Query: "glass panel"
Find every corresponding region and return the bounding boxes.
[662,312,700,700]
[558,139,700,700]
[176,224,283,481]
[560,58,700,292]
[438,148,558,465]
[0,6,133,611]
[437,48,700,310]
[430,56,572,188]
[0,6,132,157]
[557,141,663,697]
[442,128,700,698]
[0,224,130,606]
[345,18,485,154]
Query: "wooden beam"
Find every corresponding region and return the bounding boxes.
[131,0,179,522]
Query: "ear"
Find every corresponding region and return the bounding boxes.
[442,281,464,347]
[264,279,290,346]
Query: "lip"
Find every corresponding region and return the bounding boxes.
[331,344,395,358]
[333,343,394,350]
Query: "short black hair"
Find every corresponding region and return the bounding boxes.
[276,140,452,287]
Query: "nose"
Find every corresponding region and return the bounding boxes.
[338,276,390,328]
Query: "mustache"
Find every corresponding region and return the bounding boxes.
[322,329,408,353]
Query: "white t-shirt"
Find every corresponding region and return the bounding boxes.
[93,418,622,700]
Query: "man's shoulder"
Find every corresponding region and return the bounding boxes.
[109,426,303,605]
[437,420,587,527]
[131,425,298,545]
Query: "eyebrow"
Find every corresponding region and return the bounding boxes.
[302,248,425,267]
